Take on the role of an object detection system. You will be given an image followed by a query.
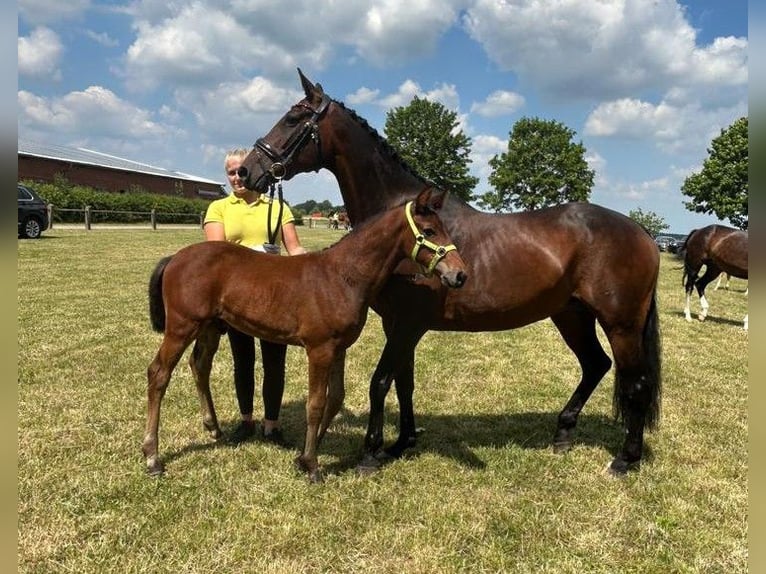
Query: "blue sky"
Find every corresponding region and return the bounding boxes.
[18,0,748,233]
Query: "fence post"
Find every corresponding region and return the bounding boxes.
[200,212,205,228]
[151,208,157,230]
[47,204,54,230]
[84,206,91,230]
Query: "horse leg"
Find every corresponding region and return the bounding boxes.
[143,330,195,476]
[296,345,335,483]
[550,302,613,453]
[188,324,223,440]
[695,265,720,321]
[604,294,662,475]
[384,348,418,460]
[358,326,424,473]
[318,349,346,442]
[683,264,699,322]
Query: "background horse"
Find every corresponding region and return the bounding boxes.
[680,224,748,330]
[238,70,662,476]
[144,188,466,482]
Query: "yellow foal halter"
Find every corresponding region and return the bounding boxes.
[405,200,457,275]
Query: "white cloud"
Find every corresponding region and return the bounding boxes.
[19,0,90,25]
[377,80,460,110]
[346,87,380,105]
[350,0,462,66]
[173,76,303,142]
[18,27,63,80]
[463,0,747,101]
[470,90,525,117]
[85,30,119,48]
[18,86,170,138]
[584,96,747,155]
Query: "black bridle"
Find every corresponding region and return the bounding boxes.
[240,93,332,245]
[242,93,332,185]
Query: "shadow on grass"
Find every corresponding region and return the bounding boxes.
[159,398,651,476]
[670,310,746,328]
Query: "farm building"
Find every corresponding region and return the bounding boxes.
[18,139,226,199]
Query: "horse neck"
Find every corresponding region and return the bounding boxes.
[323,207,411,295]
[323,104,426,223]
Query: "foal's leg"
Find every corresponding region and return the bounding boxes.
[143,332,194,475]
[296,345,335,483]
[319,349,346,442]
[550,302,613,452]
[188,324,223,440]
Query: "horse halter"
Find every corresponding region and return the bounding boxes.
[248,94,332,182]
[405,201,457,275]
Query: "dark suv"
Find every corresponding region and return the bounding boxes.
[18,184,49,239]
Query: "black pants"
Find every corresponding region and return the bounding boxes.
[226,327,286,421]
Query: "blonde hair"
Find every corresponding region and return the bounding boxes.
[224,148,249,171]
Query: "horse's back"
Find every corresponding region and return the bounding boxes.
[400,200,659,330]
[713,228,748,277]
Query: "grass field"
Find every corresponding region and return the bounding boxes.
[18,226,748,573]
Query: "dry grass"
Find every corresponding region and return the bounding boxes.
[18,227,747,573]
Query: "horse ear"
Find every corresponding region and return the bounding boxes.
[414,186,444,213]
[298,68,315,98]
[429,189,446,211]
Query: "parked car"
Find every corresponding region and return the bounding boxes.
[18,184,49,239]
[654,235,678,253]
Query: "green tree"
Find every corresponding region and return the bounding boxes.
[384,96,479,202]
[479,117,594,212]
[682,117,748,229]
[628,207,669,237]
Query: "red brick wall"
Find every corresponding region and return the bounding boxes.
[18,156,224,199]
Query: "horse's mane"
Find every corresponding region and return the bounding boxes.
[332,99,432,187]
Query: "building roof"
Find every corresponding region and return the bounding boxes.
[18,139,224,186]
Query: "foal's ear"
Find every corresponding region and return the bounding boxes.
[429,189,446,211]
[415,186,446,213]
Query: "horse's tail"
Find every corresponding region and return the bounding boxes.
[148,255,173,333]
[613,287,662,430]
[679,228,697,286]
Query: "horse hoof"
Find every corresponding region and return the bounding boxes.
[605,457,639,477]
[552,441,572,454]
[356,453,383,476]
[308,468,325,484]
[146,460,165,477]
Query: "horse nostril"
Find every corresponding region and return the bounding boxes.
[237,166,249,179]
[457,271,468,287]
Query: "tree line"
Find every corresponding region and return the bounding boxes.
[379,98,747,236]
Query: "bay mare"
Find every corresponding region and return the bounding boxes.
[144,188,467,482]
[237,70,662,476]
[681,224,748,330]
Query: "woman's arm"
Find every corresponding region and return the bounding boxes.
[282,222,307,255]
[204,221,226,241]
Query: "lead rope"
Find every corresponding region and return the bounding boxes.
[266,180,285,248]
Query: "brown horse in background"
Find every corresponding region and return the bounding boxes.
[238,69,662,476]
[143,188,467,482]
[681,224,748,330]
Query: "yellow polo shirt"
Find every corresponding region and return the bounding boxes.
[204,193,296,249]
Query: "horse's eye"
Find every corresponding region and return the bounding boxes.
[423,228,436,237]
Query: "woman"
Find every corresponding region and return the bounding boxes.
[204,148,306,444]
